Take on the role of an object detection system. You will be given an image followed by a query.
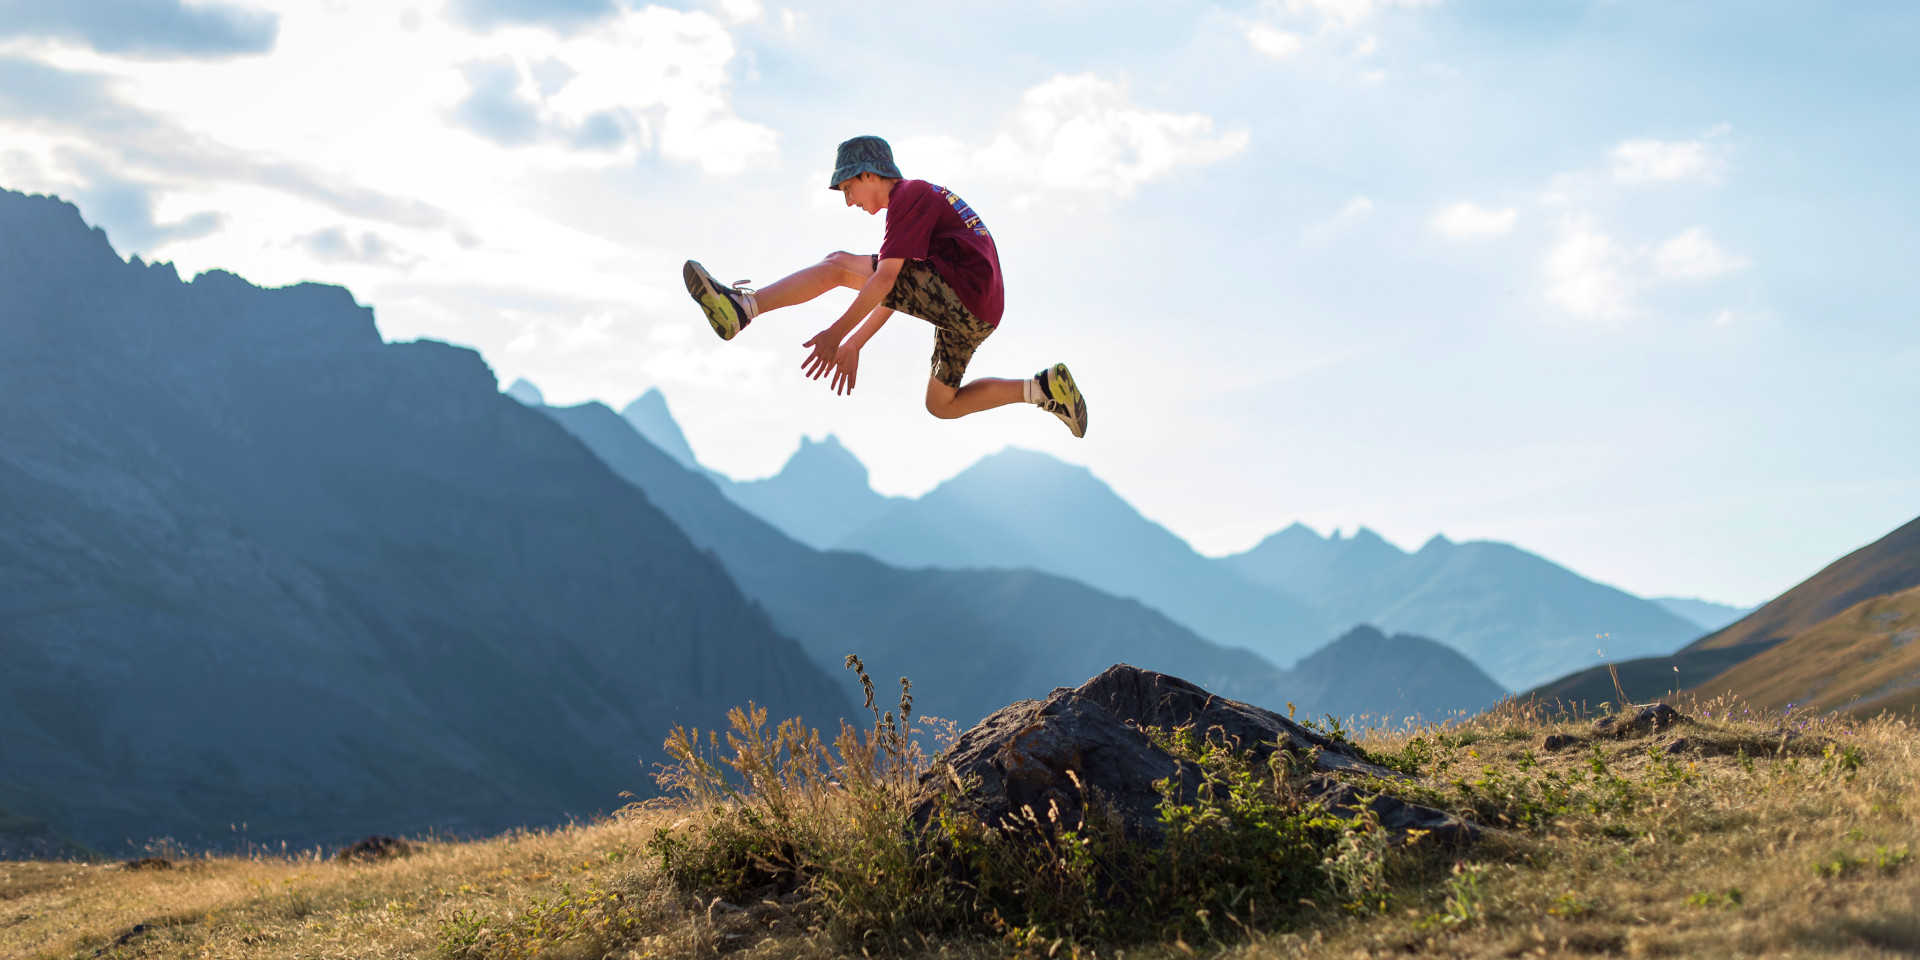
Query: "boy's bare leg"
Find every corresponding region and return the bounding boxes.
[753,251,875,313]
[925,376,1025,420]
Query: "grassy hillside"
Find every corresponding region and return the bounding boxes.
[1524,641,1781,711]
[1691,584,1920,718]
[1691,514,1920,651]
[11,698,1917,959]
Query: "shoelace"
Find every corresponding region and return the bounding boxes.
[730,279,759,321]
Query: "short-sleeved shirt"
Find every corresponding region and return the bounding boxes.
[877,180,1004,327]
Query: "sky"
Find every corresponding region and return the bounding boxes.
[0,0,1913,607]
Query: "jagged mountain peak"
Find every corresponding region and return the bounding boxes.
[778,434,871,488]
[619,387,700,469]
[506,378,546,406]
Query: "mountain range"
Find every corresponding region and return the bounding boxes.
[835,448,1329,668]
[535,401,1287,726]
[622,405,1709,690]
[1221,525,1704,689]
[0,190,850,854]
[535,399,1515,728]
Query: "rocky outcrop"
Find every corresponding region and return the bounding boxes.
[336,835,411,862]
[911,665,1479,846]
[1592,703,1689,738]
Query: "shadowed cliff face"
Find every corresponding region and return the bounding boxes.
[0,189,850,854]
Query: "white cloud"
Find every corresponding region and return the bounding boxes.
[713,0,764,25]
[498,7,777,175]
[1281,0,1443,28]
[1653,226,1750,279]
[1431,201,1516,239]
[1545,216,1635,318]
[902,74,1249,206]
[1610,125,1729,184]
[1542,220,1749,318]
[1246,24,1304,59]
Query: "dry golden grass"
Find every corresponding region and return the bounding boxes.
[6,699,1919,960]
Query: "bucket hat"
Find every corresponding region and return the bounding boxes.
[828,135,903,190]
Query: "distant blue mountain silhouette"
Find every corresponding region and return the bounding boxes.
[835,448,1330,665]
[615,389,901,550]
[621,388,701,469]
[537,402,1283,725]
[1651,596,1755,632]
[720,435,903,551]
[0,189,848,855]
[632,409,1704,690]
[1269,625,1508,727]
[1225,526,1703,689]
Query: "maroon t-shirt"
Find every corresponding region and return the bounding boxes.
[877,180,1005,327]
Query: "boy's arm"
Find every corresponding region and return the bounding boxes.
[802,258,904,379]
[846,305,892,350]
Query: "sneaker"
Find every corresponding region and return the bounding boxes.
[683,260,756,341]
[1035,363,1088,438]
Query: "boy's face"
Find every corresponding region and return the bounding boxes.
[838,173,891,215]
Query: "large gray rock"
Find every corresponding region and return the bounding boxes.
[913,665,1479,845]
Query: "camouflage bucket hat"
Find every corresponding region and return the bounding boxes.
[829,135,903,190]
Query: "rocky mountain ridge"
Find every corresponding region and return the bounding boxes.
[0,189,849,854]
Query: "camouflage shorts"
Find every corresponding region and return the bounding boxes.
[880,259,994,388]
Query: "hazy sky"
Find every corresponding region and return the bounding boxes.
[1,0,1913,606]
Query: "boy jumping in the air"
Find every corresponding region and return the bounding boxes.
[682,135,1088,438]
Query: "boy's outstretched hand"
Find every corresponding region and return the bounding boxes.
[800,328,841,381]
[827,345,859,395]
[801,328,861,395]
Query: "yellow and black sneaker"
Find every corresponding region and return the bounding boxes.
[683,260,757,341]
[1036,363,1088,438]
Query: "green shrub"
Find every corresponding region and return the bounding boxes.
[645,661,1412,949]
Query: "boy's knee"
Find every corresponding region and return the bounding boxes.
[925,386,961,418]
[823,250,869,284]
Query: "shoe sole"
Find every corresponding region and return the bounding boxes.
[683,260,741,341]
[1046,363,1089,438]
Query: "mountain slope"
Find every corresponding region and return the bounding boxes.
[1271,625,1507,727]
[1522,643,1782,712]
[1687,515,1920,651]
[1688,584,1920,717]
[540,404,1286,726]
[1224,526,1702,690]
[0,190,849,853]
[835,448,1329,664]
[719,435,902,550]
